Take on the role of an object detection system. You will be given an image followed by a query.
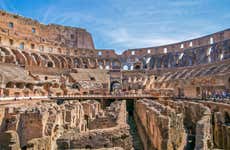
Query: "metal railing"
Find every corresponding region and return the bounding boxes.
[51,94,154,99]
[0,94,154,101]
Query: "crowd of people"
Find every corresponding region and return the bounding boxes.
[204,89,230,101]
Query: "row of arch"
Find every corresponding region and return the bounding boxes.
[0,47,122,69]
[0,39,229,70]
[122,40,230,70]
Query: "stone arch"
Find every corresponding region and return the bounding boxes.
[141,57,150,69]
[110,80,122,93]
[0,50,5,62]
[167,53,175,68]
[57,55,68,68]
[11,49,26,66]
[47,55,56,68]
[134,61,142,70]
[65,56,73,68]
[105,59,111,70]
[0,47,16,64]
[155,56,162,68]
[161,55,169,68]
[82,58,89,68]
[112,59,121,69]
[98,59,105,69]
[88,58,97,68]
[1,47,11,55]
[15,82,25,89]
[40,54,55,68]
[31,53,43,67]
[72,83,81,90]
[196,47,208,64]
[22,51,37,66]
[49,55,61,68]
[47,61,54,68]
[6,82,14,88]
[149,56,156,69]
[187,52,196,66]
[73,57,81,68]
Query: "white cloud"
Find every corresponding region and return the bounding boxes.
[1,0,227,54]
[103,28,179,50]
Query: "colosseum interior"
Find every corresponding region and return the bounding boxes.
[0,10,229,150]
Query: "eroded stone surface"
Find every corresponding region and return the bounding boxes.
[0,10,229,150]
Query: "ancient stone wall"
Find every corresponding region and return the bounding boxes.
[0,10,94,55]
[0,100,88,149]
[134,99,187,150]
[56,100,133,150]
[123,29,230,56]
[0,130,20,150]
[0,11,229,74]
[135,99,214,150]
[200,101,230,149]
[88,101,121,129]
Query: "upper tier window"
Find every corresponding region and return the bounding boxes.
[98,51,102,56]
[19,42,24,50]
[8,22,14,28]
[210,37,214,44]
[180,44,184,49]
[189,41,193,47]
[71,34,74,39]
[9,39,14,45]
[32,28,36,33]
[131,51,135,55]
[31,44,35,49]
[147,49,151,54]
[164,48,167,54]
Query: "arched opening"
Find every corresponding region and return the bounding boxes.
[134,64,141,70]
[72,83,81,91]
[16,83,24,89]
[47,61,53,68]
[19,42,25,50]
[110,81,122,94]
[26,83,33,90]
[112,60,121,69]
[85,145,92,149]
[123,65,128,70]
[58,48,62,53]
[74,58,79,68]
[6,82,14,88]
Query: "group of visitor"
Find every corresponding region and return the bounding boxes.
[205,90,230,101]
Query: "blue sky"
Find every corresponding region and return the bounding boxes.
[0,0,230,53]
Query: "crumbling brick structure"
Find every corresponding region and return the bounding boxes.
[0,10,229,150]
